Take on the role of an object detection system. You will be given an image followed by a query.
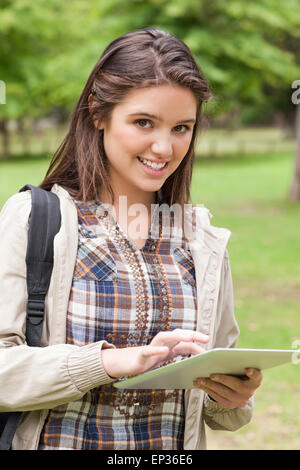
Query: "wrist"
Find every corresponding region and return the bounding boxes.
[101,348,119,379]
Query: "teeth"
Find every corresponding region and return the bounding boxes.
[138,157,167,170]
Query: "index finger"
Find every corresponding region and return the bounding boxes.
[173,329,209,343]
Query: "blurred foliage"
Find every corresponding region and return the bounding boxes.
[0,0,99,118]
[0,0,299,124]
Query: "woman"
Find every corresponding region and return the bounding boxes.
[0,27,262,450]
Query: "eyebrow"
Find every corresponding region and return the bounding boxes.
[128,112,196,124]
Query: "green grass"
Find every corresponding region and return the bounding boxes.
[0,156,50,206]
[191,152,300,449]
[0,149,300,449]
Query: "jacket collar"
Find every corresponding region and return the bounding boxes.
[182,203,231,255]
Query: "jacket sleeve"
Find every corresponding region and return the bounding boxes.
[0,193,115,412]
[202,251,254,431]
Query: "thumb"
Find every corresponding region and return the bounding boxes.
[245,368,262,385]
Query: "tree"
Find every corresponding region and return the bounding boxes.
[1,0,300,168]
[95,0,300,118]
[289,93,300,200]
[0,0,105,159]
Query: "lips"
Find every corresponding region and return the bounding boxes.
[136,156,169,174]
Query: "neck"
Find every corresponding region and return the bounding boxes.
[100,187,158,221]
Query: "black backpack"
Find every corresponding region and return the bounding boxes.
[0,185,61,450]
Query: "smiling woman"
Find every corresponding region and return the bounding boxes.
[39,28,211,211]
[0,27,262,451]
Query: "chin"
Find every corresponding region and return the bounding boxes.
[140,183,164,193]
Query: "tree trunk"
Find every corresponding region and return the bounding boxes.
[17,118,31,155]
[289,103,300,201]
[0,119,9,160]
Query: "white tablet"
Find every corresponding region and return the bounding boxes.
[113,348,296,390]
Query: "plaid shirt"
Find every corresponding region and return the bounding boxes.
[38,198,197,450]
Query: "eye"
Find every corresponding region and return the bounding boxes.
[134,119,152,128]
[173,124,190,134]
[134,119,191,134]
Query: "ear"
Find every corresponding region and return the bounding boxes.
[88,93,104,130]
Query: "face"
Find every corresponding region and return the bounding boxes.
[99,84,197,204]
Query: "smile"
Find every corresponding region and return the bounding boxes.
[137,156,168,170]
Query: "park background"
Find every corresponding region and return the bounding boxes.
[0,0,300,450]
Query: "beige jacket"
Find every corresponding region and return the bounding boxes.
[0,184,253,450]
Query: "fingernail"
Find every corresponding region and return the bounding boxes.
[211,375,219,381]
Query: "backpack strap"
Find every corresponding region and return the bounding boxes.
[19,185,61,347]
[0,185,61,450]
[0,413,23,451]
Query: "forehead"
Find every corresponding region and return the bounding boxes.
[117,84,197,116]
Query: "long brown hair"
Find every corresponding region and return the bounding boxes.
[40,27,211,206]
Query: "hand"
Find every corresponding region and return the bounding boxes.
[193,368,263,409]
[101,329,209,379]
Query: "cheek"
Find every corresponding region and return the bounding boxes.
[174,136,192,161]
[112,126,149,155]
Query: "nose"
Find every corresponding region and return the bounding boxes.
[151,134,173,158]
